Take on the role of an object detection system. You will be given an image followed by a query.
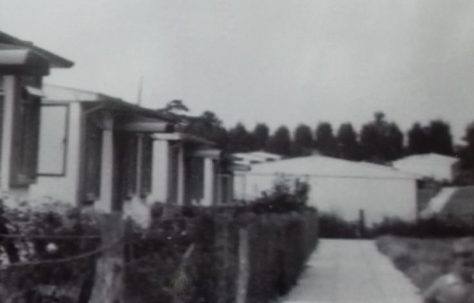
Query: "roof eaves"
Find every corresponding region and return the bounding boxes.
[0,31,74,68]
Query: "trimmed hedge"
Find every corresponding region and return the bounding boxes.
[125,204,319,303]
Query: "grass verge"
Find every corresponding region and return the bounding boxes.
[376,235,456,291]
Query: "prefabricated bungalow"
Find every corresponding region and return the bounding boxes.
[0,31,73,198]
[235,155,420,226]
[0,31,230,223]
[392,153,459,183]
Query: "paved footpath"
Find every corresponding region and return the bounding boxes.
[279,239,422,303]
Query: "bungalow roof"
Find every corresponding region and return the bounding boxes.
[0,31,73,68]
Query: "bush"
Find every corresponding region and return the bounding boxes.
[126,201,318,303]
[371,217,474,238]
[0,198,101,303]
[317,213,360,238]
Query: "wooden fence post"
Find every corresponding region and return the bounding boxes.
[235,228,249,303]
[89,213,124,303]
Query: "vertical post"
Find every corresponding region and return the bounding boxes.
[135,134,144,198]
[98,113,114,212]
[176,142,185,205]
[151,139,169,203]
[236,228,249,303]
[89,213,124,303]
[1,76,16,190]
[203,158,215,206]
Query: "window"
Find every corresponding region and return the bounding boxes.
[37,105,69,175]
[116,133,153,199]
[10,76,41,187]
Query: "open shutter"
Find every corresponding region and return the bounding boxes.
[10,77,41,187]
[124,133,138,198]
[84,116,103,201]
[140,135,153,197]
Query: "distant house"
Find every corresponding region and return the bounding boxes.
[392,153,459,183]
[0,32,230,223]
[232,151,282,166]
[235,155,419,226]
[232,151,282,200]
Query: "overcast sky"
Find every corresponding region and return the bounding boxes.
[1,0,473,142]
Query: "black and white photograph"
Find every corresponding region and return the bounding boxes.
[1,1,474,302]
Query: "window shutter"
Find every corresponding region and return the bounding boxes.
[124,134,137,197]
[140,136,153,197]
[84,116,103,201]
[10,78,41,187]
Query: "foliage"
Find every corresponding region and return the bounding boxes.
[314,122,338,157]
[336,123,361,160]
[127,193,318,303]
[406,120,454,156]
[376,236,455,290]
[267,125,292,156]
[427,120,454,156]
[0,198,101,303]
[371,217,474,238]
[408,123,431,154]
[360,112,405,163]
[184,110,229,148]
[252,123,270,151]
[317,213,360,238]
[227,122,255,152]
[457,122,474,184]
[292,124,313,156]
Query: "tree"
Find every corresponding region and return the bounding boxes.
[461,123,474,168]
[252,123,270,151]
[184,111,228,148]
[386,122,404,160]
[227,123,255,152]
[336,123,360,160]
[314,122,338,157]
[407,123,430,155]
[160,99,189,114]
[360,112,404,162]
[292,124,313,156]
[428,120,454,155]
[267,126,292,156]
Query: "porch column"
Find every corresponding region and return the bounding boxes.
[176,143,185,205]
[151,139,169,203]
[97,113,114,212]
[135,134,144,198]
[202,157,215,206]
[1,76,16,190]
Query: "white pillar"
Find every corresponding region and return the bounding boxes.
[176,143,185,205]
[1,76,16,190]
[203,157,215,206]
[151,140,169,203]
[98,113,114,212]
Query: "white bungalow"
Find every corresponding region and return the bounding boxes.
[0,32,228,223]
[392,153,459,183]
[235,155,420,226]
[32,85,227,221]
[0,31,73,197]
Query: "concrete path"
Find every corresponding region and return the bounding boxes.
[279,239,422,303]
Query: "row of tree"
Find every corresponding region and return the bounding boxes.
[159,100,465,166]
[184,110,455,163]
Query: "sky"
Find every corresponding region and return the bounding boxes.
[1,0,474,143]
